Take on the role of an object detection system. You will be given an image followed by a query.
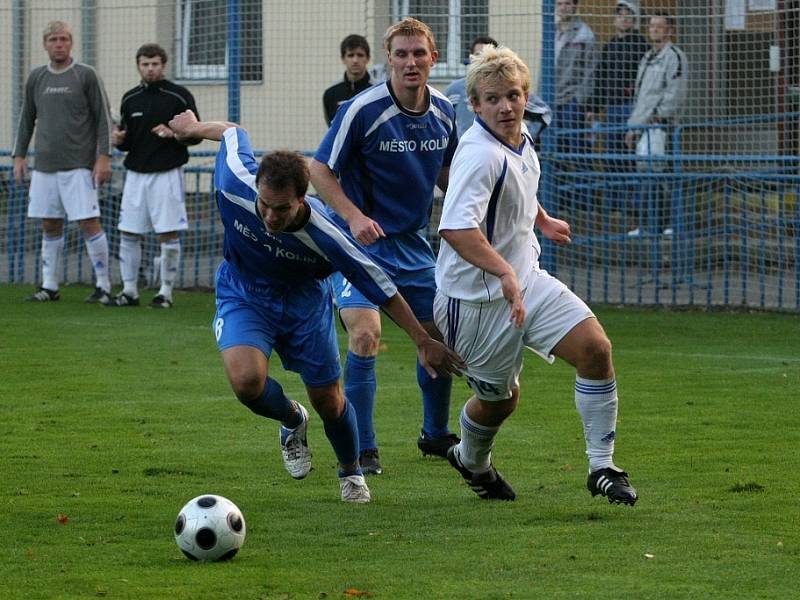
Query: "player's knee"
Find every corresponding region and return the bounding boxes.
[348,326,381,356]
[579,335,613,378]
[229,372,264,404]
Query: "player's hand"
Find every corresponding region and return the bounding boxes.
[417,338,465,378]
[499,271,525,328]
[168,110,199,139]
[111,126,126,146]
[93,154,112,185]
[12,157,28,186]
[538,214,571,246]
[151,124,174,139]
[349,214,385,246]
[625,130,636,150]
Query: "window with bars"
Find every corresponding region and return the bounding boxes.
[176,0,263,82]
[395,0,489,79]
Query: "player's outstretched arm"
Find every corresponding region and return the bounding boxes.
[380,293,464,378]
[168,110,240,142]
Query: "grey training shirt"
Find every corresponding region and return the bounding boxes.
[13,61,112,172]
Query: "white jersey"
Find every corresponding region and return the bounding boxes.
[436,117,541,303]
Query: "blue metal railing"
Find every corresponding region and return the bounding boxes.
[543,112,799,310]
[3,112,799,309]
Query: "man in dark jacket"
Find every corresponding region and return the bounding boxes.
[586,1,649,161]
[322,34,372,126]
[111,43,199,308]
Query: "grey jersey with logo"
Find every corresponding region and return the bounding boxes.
[13,61,112,172]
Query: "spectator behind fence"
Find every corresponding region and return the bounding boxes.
[12,20,113,304]
[585,2,649,165]
[110,43,200,309]
[310,18,460,476]
[435,45,638,506]
[322,34,373,126]
[167,110,463,503]
[444,35,498,137]
[446,36,553,143]
[554,0,598,159]
[625,13,688,237]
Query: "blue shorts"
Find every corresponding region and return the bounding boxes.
[213,262,341,387]
[332,232,436,321]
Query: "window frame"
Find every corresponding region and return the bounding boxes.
[175,0,262,83]
[393,0,488,80]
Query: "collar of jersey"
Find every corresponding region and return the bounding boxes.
[47,58,76,75]
[141,78,167,90]
[475,116,529,155]
[386,80,429,117]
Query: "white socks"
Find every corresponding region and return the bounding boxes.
[41,234,64,291]
[457,405,500,474]
[85,231,111,292]
[119,234,142,297]
[158,240,181,300]
[574,376,618,472]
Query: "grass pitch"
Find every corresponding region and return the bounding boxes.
[1,284,798,599]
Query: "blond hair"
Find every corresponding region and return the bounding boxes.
[43,21,72,42]
[466,45,531,103]
[383,17,436,53]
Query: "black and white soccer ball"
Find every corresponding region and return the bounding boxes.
[174,494,246,561]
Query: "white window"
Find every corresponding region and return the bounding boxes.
[393,0,489,79]
[176,0,262,82]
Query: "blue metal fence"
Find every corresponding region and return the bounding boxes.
[2,112,798,310]
[542,112,799,310]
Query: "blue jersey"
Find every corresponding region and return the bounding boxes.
[314,81,458,235]
[214,127,397,305]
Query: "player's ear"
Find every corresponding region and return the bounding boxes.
[469,96,480,115]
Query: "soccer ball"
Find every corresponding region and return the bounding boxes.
[174,494,246,561]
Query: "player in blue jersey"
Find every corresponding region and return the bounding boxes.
[168,110,463,503]
[310,18,459,475]
[434,46,637,505]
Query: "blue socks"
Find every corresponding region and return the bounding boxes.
[344,352,454,447]
[239,377,300,428]
[322,400,362,476]
[417,361,453,438]
[344,351,377,451]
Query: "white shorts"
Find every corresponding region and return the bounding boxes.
[27,169,100,221]
[118,168,188,234]
[434,268,594,401]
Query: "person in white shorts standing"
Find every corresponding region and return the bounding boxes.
[12,21,113,304]
[434,45,638,505]
[111,43,199,308]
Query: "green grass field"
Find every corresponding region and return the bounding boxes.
[1,284,798,599]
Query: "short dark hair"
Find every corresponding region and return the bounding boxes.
[470,36,498,54]
[256,151,309,197]
[136,43,167,64]
[340,34,370,59]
